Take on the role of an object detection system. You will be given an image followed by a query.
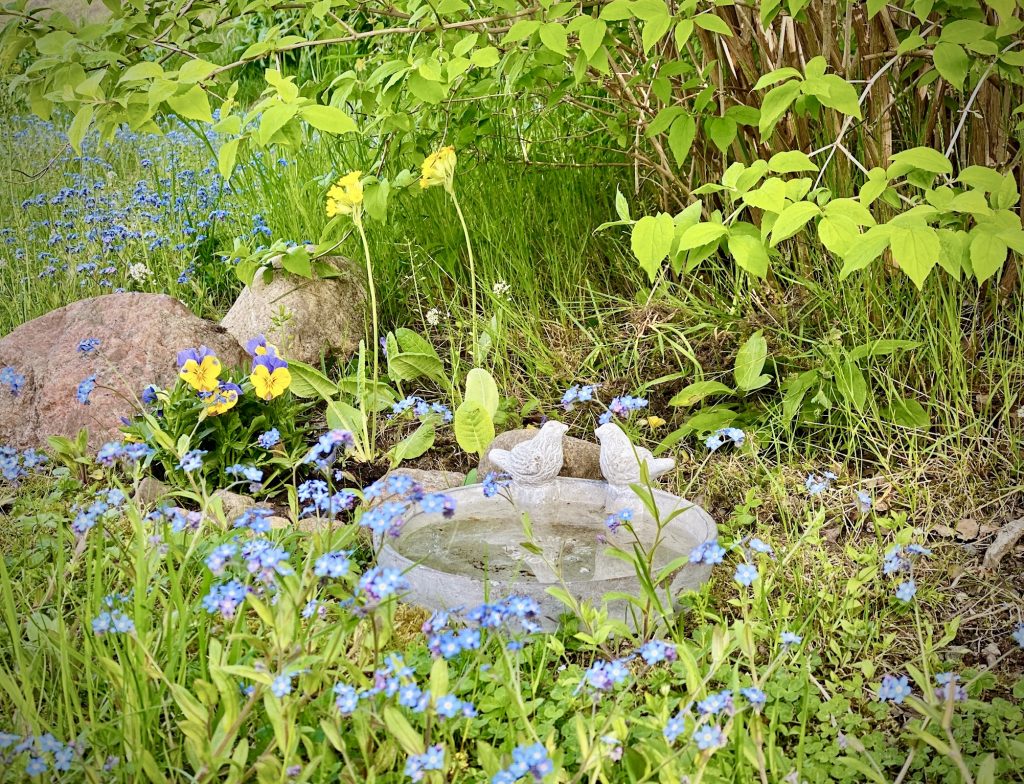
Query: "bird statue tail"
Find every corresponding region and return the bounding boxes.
[647,457,676,480]
[488,449,513,474]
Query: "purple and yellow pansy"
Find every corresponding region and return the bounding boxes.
[201,382,242,416]
[250,354,292,401]
[177,346,222,393]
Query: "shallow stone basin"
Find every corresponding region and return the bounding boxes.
[379,478,716,628]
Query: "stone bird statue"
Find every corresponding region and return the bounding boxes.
[487,420,569,504]
[595,422,675,512]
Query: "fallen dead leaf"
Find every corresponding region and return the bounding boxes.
[982,518,1024,571]
[955,518,980,540]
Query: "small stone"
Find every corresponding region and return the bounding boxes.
[479,428,601,480]
[220,256,365,364]
[211,489,255,522]
[386,468,466,493]
[132,476,171,507]
[269,515,291,530]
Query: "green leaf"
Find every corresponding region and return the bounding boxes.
[68,104,94,155]
[742,178,787,212]
[839,224,891,278]
[668,380,733,407]
[933,42,968,90]
[539,22,568,55]
[217,138,239,180]
[835,361,867,409]
[578,18,607,59]
[631,213,675,281]
[706,116,737,153]
[817,214,860,257]
[465,368,499,418]
[889,224,940,289]
[769,201,820,245]
[503,19,541,42]
[694,14,732,36]
[768,150,818,173]
[471,46,500,67]
[969,230,1008,283]
[734,331,771,392]
[286,360,337,400]
[301,104,357,134]
[383,706,424,756]
[667,114,696,166]
[389,421,436,466]
[166,84,212,123]
[727,233,769,277]
[454,399,495,456]
[258,102,297,145]
[759,79,801,137]
[678,221,728,251]
[888,146,953,176]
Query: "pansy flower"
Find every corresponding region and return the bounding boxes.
[202,382,242,416]
[177,346,221,393]
[245,335,278,359]
[250,355,291,401]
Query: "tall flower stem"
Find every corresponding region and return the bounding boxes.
[447,185,477,363]
[354,213,379,449]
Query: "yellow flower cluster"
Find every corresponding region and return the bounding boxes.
[419,146,456,190]
[175,337,292,417]
[325,170,364,218]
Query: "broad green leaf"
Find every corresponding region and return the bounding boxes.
[454,399,495,456]
[889,224,940,288]
[727,233,769,277]
[888,146,953,177]
[768,150,818,173]
[753,67,802,90]
[839,224,891,278]
[706,116,737,153]
[258,102,297,145]
[383,706,424,756]
[503,19,541,42]
[68,104,94,155]
[734,331,771,392]
[669,380,733,407]
[631,213,675,281]
[667,114,696,165]
[678,222,728,250]
[217,138,239,180]
[694,14,732,36]
[389,421,436,466]
[817,214,859,257]
[119,62,163,82]
[969,230,1007,283]
[742,178,787,212]
[933,42,968,90]
[758,79,801,137]
[166,84,212,123]
[539,22,568,55]
[471,46,500,67]
[465,368,499,418]
[301,104,357,134]
[578,18,607,59]
[835,361,867,409]
[769,201,820,245]
[177,58,218,84]
[286,360,337,400]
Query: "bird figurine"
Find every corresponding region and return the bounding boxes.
[487,420,569,504]
[595,422,676,513]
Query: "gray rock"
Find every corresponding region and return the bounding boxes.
[0,293,248,449]
[220,256,366,364]
[211,489,255,522]
[132,476,171,507]
[479,429,601,480]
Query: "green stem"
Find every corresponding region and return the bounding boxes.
[448,185,477,363]
[354,214,379,451]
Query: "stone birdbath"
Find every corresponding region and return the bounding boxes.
[378,423,717,629]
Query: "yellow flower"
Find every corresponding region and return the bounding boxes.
[646,415,667,429]
[250,361,292,401]
[325,171,364,218]
[203,383,241,416]
[178,352,221,393]
[419,146,456,190]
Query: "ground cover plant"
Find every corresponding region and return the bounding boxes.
[0,0,1023,782]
